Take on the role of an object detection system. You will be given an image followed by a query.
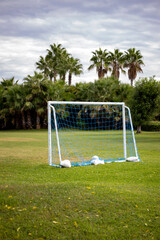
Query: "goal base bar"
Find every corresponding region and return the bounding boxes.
[50,158,140,167]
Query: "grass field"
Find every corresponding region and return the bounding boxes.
[0,130,160,240]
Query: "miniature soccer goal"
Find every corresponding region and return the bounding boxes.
[48,101,139,167]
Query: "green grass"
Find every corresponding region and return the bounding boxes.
[0,130,160,240]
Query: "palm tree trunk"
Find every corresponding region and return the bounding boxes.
[98,66,103,79]
[54,72,57,82]
[115,65,120,79]
[2,117,7,129]
[42,111,47,129]
[68,73,72,86]
[131,79,134,86]
[21,110,26,129]
[137,125,141,133]
[49,75,52,82]
[62,74,66,82]
[36,113,41,129]
[43,116,47,129]
[27,111,32,129]
[15,114,20,129]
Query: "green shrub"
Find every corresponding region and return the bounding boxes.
[142,121,160,131]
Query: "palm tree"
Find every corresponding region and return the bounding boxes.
[68,57,83,86]
[56,49,70,82]
[46,43,67,82]
[108,49,125,79]
[0,78,28,130]
[88,48,110,79]
[124,48,144,86]
[20,85,27,129]
[0,77,19,129]
[6,84,25,129]
[24,72,46,129]
[36,56,50,79]
[36,43,83,84]
[36,43,68,82]
[23,80,34,129]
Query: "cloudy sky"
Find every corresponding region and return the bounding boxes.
[0,0,160,84]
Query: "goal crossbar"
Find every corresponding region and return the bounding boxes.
[48,101,125,106]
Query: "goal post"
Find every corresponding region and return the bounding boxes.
[48,101,139,167]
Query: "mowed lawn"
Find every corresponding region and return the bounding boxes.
[0,130,160,240]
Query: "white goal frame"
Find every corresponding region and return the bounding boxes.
[48,101,139,166]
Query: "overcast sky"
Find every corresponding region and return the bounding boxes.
[0,0,160,84]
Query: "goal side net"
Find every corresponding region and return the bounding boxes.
[48,101,139,167]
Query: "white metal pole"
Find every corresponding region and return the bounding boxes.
[51,106,62,165]
[125,106,138,158]
[48,102,52,165]
[122,103,127,160]
[48,101,124,106]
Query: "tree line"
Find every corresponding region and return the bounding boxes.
[0,43,159,133]
[0,75,159,133]
[35,43,144,86]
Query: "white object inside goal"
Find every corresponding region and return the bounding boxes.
[48,101,139,167]
[90,155,104,165]
[126,156,139,162]
[60,160,71,168]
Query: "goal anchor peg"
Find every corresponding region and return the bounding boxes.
[60,160,71,168]
[126,157,139,162]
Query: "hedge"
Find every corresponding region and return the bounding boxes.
[142,121,160,131]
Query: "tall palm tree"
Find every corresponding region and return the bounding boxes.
[68,57,83,86]
[36,43,68,82]
[56,49,70,82]
[36,56,50,79]
[88,48,110,79]
[124,48,144,86]
[46,43,67,82]
[108,49,125,79]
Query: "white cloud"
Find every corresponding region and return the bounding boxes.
[0,0,160,83]
[0,36,49,80]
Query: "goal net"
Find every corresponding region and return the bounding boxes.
[48,101,139,167]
